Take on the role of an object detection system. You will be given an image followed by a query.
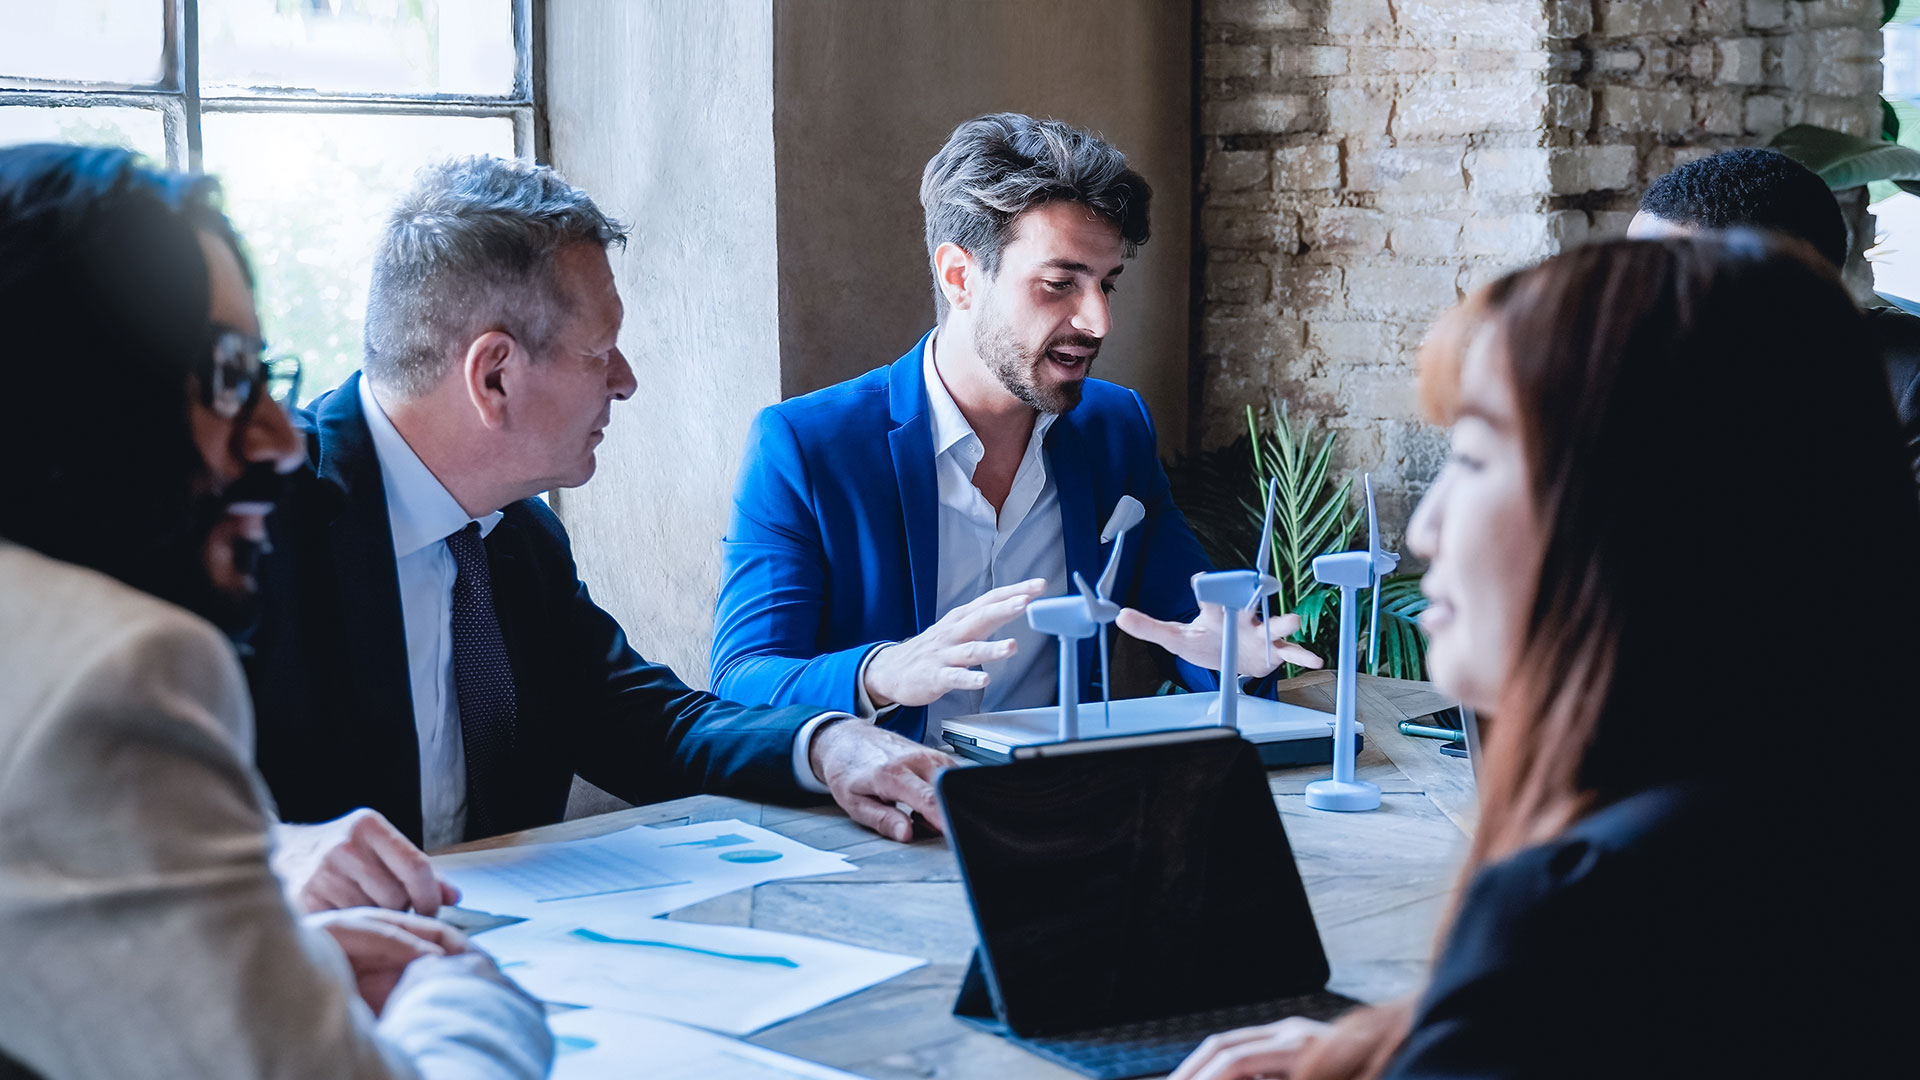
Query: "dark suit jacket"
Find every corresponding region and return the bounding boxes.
[1382,783,1901,1078]
[1865,307,1920,482]
[243,373,827,844]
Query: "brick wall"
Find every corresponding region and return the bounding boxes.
[1196,0,1884,535]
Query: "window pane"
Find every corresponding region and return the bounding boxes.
[202,111,517,402]
[0,0,167,86]
[0,104,169,163]
[200,0,516,97]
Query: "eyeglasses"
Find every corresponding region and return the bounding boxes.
[201,326,303,420]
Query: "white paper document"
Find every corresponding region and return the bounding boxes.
[434,819,854,918]
[483,913,925,1035]
[551,1009,862,1080]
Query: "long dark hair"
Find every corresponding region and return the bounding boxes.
[1296,234,1920,1078]
[0,144,247,591]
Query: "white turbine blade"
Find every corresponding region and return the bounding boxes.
[1100,624,1112,727]
[1247,477,1278,611]
[1072,571,1104,624]
[1365,474,1379,561]
[1261,594,1272,672]
[1100,495,1145,543]
[1369,575,1382,674]
[1094,531,1127,601]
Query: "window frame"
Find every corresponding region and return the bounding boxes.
[0,0,546,169]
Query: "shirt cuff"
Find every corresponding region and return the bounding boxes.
[853,643,902,721]
[791,711,857,794]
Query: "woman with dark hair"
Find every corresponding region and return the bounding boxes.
[1173,235,1916,1080]
[0,144,551,1078]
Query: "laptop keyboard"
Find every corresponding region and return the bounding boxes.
[1013,991,1358,1080]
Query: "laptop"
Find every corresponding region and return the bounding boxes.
[938,727,1358,1080]
[941,693,1361,769]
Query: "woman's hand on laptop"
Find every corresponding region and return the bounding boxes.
[1116,596,1324,679]
[862,578,1048,708]
[1169,1016,1331,1080]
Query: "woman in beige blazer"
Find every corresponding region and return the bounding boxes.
[0,144,551,1079]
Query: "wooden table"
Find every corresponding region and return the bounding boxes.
[455,674,1473,1079]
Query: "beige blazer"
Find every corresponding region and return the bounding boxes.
[0,541,552,1079]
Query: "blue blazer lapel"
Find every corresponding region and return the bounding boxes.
[312,375,425,838]
[1046,417,1103,698]
[887,336,939,632]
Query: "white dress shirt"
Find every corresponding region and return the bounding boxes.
[912,331,1070,742]
[359,380,833,851]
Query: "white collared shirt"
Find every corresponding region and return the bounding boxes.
[359,379,837,850]
[359,376,503,851]
[915,331,1070,741]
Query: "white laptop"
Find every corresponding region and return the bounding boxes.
[941,693,1357,768]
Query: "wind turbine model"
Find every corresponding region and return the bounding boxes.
[1304,474,1399,812]
[1190,479,1282,731]
[1025,496,1146,742]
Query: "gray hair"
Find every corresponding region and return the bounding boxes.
[363,155,628,397]
[919,113,1151,320]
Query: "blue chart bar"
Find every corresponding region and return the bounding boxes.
[569,927,801,968]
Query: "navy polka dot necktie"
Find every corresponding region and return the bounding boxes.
[447,522,518,841]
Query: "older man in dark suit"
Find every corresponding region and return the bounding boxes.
[249,157,947,911]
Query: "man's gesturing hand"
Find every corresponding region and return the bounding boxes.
[272,808,460,915]
[1116,592,1324,679]
[306,906,469,1015]
[809,719,954,842]
[862,578,1048,709]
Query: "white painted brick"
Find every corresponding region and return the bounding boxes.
[1462,213,1552,256]
[1273,145,1343,190]
[1307,320,1396,364]
[1208,150,1272,193]
[1389,215,1464,256]
[1204,207,1291,252]
[1698,0,1748,33]
[1546,210,1591,252]
[1271,267,1345,311]
[1697,90,1745,136]
[1393,78,1547,137]
[1597,87,1693,133]
[1329,0,1395,37]
[1207,261,1269,306]
[1205,314,1305,366]
[1596,0,1691,34]
[1717,38,1766,85]
[1202,44,1269,81]
[1309,208,1391,253]
[1745,0,1788,28]
[1465,147,1550,195]
[1204,94,1311,135]
[1546,0,1593,37]
[1590,210,1638,238]
[1596,47,1644,76]
[1327,87,1394,137]
[1548,85,1593,131]
[1794,0,1881,29]
[1396,1,1544,46]
[1744,93,1788,135]
[1346,265,1461,316]
[1274,45,1352,77]
[1208,0,1310,32]
[1347,147,1466,194]
[1549,146,1639,193]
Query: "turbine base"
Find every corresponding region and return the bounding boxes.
[1304,778,1381,812]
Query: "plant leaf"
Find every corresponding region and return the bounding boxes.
[1769,123,1920,194]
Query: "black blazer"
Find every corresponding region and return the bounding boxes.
[1383,783,1901,1078]
[1866,307,1920,483]
[243,373,827,843]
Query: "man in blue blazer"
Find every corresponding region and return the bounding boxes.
[247,158,949,903]
[714,114,1319,748]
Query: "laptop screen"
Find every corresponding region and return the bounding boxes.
[938,730,1330,1036]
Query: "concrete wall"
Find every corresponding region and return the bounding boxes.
[772,0,1195,450]
[545,0,782,687]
